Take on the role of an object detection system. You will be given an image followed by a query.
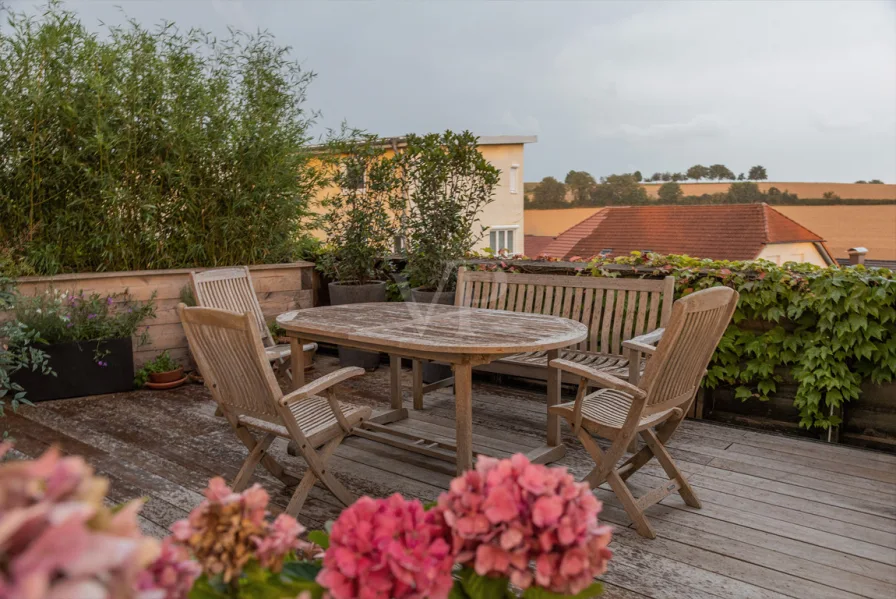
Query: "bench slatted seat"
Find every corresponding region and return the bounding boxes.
[411,268,675,407]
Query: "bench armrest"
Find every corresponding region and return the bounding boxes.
[549,358,647,400]
[280,367,365,406]
[622,328,665,356]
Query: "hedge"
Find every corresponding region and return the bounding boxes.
[0,2,322,276]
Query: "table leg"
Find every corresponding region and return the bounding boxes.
[412,360,424,410]
[546,348,561,446]
[454,362,474,474]
[389,354,402,410]
[290,337,306,392]
[528,349,567,464]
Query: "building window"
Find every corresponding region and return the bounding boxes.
[342,160,366,192]
[489,225,518,254]
[509,164,519,194]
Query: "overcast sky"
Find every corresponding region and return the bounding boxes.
[8,0,896,182]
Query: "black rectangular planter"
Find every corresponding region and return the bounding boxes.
[12,337,134,402]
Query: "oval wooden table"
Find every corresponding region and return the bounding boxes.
[277,302,588,474]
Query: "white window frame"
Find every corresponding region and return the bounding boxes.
[509,163,520,194]
[488,224,520,255]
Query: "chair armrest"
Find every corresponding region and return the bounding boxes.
[549,358,647,400]
[622,328,665,356]
[279,367,365,406]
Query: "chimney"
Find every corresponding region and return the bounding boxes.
[847,247,868,266]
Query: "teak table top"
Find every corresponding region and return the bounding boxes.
[276,302,588,357]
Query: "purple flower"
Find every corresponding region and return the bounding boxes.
[66,323,73,328]
[87,313,96,320]
[97,360,108,367]
[106,297,114,305]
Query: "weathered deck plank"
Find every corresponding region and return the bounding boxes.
[7,355,895,599]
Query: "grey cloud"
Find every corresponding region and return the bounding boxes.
[8,0,896,182]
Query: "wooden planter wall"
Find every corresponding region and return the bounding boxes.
[8,263,315,369]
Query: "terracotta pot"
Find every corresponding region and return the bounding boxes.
[149,367,185,384]
[328,281,387,370]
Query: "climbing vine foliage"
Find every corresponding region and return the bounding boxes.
[481,253,896,430]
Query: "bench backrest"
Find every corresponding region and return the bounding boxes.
[455,269,675,356]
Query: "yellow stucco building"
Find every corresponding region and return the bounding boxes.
[309,135,536,255]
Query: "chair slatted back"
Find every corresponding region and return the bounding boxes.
[455,269,675,356]
[639,287,738,416]
[179,304,283,421]
[191,267,274,348]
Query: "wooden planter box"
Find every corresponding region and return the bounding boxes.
[11,337,133,401]
[7,262,315,369]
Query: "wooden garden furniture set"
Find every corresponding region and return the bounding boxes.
[182,265,737,537]
[409,268,676,408]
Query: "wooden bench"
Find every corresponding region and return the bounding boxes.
[411,268,675,408]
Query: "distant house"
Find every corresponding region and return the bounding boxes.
[309,135,537,256]
[541,203,835,266]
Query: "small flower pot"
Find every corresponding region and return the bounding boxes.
[148,367,185,385]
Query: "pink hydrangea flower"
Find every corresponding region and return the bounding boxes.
[254,514,307,571]
[0,443,160,599]
[317,494,454,599]
[136,538,201,599]
[436,454,613,595]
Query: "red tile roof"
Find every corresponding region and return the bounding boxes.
[542,204,826,261]
[523,235,556,257]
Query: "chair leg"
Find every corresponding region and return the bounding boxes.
[232,432,276,491]
[412,360,424,410]
[232,425,299,487]
[577,428,656,539]
[285,435,354,516]
[618,410,687,482]
[641,428,701,508]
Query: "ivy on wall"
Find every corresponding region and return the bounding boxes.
[475,253,896,430]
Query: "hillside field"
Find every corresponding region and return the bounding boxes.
[524,181,896,201]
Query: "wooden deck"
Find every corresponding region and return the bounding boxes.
[6,355,896,599]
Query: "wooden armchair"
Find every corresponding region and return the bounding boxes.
[549,287,738,538]
[179,304,371,516]
[190,266,316,380]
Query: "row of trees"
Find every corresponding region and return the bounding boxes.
[527,177,893,209]
[646,164,767,182]
[855,179,886,184]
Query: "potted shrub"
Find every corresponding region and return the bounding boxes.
[135,350,186,389]
[317,132,402,370]
[395,131,500,381]
[6,289,155,401]
[397,131,500,305]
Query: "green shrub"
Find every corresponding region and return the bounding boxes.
[316,132,402,285]
[398,131,500,291]
[12,290,155,346]
[0,1,322,276]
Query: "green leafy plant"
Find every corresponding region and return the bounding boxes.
[470,253,896,430]
[0,278,53,424]
[397,131,501,291]
[0,1,323,276]
[134,350,181,387]
[12,289,156,347]
[316,131,402,285]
